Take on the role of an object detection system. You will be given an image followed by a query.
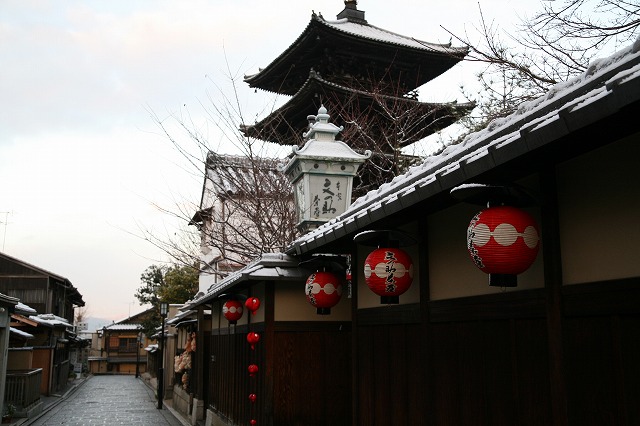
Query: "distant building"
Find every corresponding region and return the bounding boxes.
[191,154,294,293]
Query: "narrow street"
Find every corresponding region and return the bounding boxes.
[24,375,185,426]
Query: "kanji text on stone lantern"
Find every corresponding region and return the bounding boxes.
[282,105,371,233]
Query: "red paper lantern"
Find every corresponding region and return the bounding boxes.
[247,332,260,350]
[467,205,540,286]
[364,247,414,304]
[222,300,243,324]
[305,271,343,315]
[250,420,257,426]
[248,364,259,376]
[249,393,257,403]
[245,297,261,315]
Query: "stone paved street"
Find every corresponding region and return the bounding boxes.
[25,375,185,426]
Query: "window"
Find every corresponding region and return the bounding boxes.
[119,338,138,353]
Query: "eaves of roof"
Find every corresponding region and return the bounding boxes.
[10,327,34,339]
[286,37,640,256]
[244,13,466,93]
[318,14,467,55]
[103,323,142,331]
[0,252,85,306]
[242,71,473,145]
[185,253,309,309]
[11,313,39,327]
[0,292,18,307]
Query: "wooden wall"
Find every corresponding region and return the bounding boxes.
[271,323,351,426]
[209,325,265,426]
[352,281,640,426]
[208,322,351,426]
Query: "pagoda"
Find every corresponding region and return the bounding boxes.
[242,1,473,193]
[242,1,472,142]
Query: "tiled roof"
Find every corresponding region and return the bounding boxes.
[244,11,466,95]
[103,323,142,331]
[287,36,640,256]
[29,314,73,328]
[241,71,473,145]
[319,14,464,54]
[0,252,85,306]
[10,327,34,339]
[186,253,309,309]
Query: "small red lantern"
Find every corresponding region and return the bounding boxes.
[248,364,259,376]
[250,420,257,426]
[364,247,414,304]
[249,393,257,403]
[247,332,260,350]
[222,300,243,324]
[245,297,261,315]
[305,271,343,315]
[467,205,540,286]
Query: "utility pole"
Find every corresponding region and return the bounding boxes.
[0,211,10,251]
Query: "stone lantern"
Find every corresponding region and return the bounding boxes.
[282,105,371,233]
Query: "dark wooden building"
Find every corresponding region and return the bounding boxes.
[189,37,640,426]
[0,252,84,323]
[0,252,85,398]
[284,37,640,426]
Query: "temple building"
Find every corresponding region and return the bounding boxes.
[241,1,473,189]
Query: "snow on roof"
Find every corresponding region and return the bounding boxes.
[166,309,195,325]
[10,327,34,339]
[320,15,462,54]
[186,253,309,309]
[287,36,640,255]
[15,302,37,316]
[103,323,142,331]
[244,11,466,86]
[287,105,371,161]
[145,344,158,353]
[29,314,73,328]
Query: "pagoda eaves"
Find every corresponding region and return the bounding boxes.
[244,12,468,96]
[241,71,474,146]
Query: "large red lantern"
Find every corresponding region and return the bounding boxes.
[305,271,343,315]
[364,247,414,304]
[467,205,540,286]
[222,300,243,324]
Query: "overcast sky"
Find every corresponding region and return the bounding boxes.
[0,0,538,324]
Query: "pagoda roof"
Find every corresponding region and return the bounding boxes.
[245,11,468,96]
[241,71,474,147]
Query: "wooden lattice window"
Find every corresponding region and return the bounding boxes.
[109,336,119,350]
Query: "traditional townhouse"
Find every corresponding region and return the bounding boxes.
[186,36,640,426]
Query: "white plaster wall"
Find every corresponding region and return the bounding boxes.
[557,133,640,284]
[428,201,544,300]
[275,280,351,321]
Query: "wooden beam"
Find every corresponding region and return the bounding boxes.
[541,168,569,426]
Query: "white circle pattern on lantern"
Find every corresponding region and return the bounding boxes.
[307,282,342,296]
[471,222,539,249]
[222,305,243,314]
[363,262,413,280]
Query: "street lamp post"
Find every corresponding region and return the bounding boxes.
[135,331,141,378]
[157,302,168,409]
